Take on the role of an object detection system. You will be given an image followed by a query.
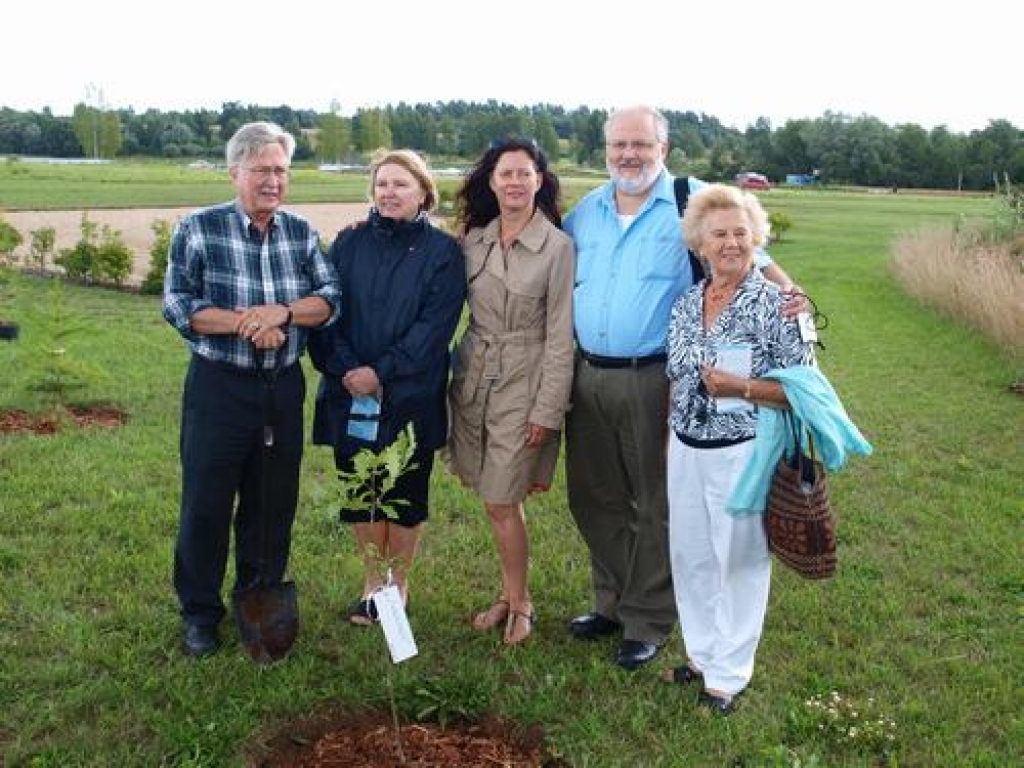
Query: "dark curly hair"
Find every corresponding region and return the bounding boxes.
[455,137,563,233]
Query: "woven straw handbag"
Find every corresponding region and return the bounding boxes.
[765,415,836,579]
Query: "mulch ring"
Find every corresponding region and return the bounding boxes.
[0,405,128,434]
[247,710,566,768]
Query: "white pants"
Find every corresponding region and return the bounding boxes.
[667,434,770,695]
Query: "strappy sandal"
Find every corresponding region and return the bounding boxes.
[503,603,536,646]
[348,597,379,627]
[661,664,702,686]
[472,597,510,631]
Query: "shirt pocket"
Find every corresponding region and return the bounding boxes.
[505,269,546,330]
[636,235,683,281]
[572,238,600,286]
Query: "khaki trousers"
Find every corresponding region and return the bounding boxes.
[565,357,676,644]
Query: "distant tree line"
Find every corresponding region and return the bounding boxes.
[1,100,1021,191]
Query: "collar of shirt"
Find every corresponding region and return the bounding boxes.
[236,201,279,238]
[478,208,551,254]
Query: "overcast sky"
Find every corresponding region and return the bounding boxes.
[5,0,1018,133]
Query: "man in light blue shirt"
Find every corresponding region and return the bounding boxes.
[563,104,798,670]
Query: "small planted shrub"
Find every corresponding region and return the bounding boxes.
[56,216,100,282]
[21,278,107,404]
[30,226,56,275]
[142,220,172,295]
[55,216,133,286]
[0,218,24,266]
[95,225,133,286]
[769,211,793,243]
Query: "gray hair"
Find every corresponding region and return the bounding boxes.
[604,105,669,144]
[225,121,296,167]
[682,183,769,250]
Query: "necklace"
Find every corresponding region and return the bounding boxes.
[706,281,739,303]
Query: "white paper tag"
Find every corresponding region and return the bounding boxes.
[797,311,818,343]
[372,585,418,664]
[715,343,754,413]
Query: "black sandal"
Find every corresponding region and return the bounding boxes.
[348,597,379,626]
[663,664,702,686]
[697,688,744,715]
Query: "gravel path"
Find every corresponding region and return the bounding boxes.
[3,203,370,285]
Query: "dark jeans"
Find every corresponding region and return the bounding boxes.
[174,355,305,626]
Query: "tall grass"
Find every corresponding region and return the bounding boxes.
[1,189,1021,767]
[892,224,1023,364]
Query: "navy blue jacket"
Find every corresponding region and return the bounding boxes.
[308,210,466,459]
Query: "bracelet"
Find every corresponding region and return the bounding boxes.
[281,304,293,328]
[744,380,753,400]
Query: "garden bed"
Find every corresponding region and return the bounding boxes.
[249,710,554,768]
[0,404,128,434]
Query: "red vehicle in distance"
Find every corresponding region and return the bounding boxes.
[735,172,772,190]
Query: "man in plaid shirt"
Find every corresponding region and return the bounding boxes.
[163,121,340,658]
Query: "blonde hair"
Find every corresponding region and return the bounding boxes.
[368,149,438,212]
[681,183,769,252]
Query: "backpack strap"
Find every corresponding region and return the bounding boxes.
[673,175,690,216]
[673,175,705,284]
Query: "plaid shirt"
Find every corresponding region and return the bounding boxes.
[163,201,340,370]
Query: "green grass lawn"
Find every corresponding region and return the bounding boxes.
[0,189,1020,766]
[0,160,371,209]
[0,158,602,211]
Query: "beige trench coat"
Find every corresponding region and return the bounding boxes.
[446,209,576,503]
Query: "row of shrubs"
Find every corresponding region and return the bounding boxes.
[0,216,170,294]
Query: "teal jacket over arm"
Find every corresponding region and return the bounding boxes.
[727,365,873,517]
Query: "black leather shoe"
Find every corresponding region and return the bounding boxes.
[569,612,622,640]
[183,623,220,658]
[614,639,660,670]
[697,689,744,715]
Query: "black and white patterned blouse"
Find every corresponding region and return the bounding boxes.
[666,269,815,442]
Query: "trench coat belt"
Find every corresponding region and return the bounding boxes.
[462,326,547,401]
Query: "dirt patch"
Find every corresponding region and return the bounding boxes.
[248,710,559,768]
[3,204,370,287]
[0,405,128,434]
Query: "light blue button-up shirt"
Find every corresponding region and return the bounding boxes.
[565,172,773,357]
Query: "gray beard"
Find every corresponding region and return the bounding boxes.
[608,162,664,195]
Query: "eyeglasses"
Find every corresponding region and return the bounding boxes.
[606,140,659,153]
[243,165,290,179]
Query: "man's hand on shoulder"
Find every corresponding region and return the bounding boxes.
[779,284,809,318]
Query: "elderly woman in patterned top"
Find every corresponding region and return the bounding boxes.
[661,184,815,714]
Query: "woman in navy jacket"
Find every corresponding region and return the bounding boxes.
[309,149,466,624]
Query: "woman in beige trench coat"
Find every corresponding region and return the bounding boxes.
[447,137,575,645]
